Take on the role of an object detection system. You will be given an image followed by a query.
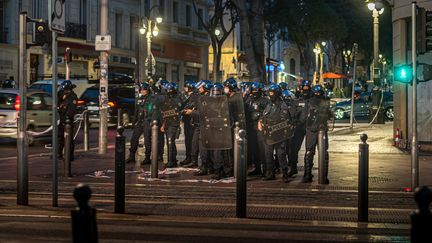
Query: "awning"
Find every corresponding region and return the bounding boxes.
[322,72,347,79]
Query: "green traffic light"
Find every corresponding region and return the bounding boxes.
[394,65,413,83]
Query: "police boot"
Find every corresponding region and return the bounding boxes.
[184,161,198,168]
[262,170,276,181]
[126,154,136,164]
[180,157,192,166]
[211,169,225,180]
[302,151,314,183]
[287,163,298,177]
[248,165,262,176]
[194,166,208,176]
[282,168,290,183]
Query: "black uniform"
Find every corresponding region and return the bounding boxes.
[245,92,270,175]
[300,95,331,183]
[180,91,196,165]
[154,93,182,167]
[57,90,78,160]
[286,96,308,176]
[127,93,155,164]
[261,97,291,181]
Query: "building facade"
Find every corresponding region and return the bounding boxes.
[392,0,432,150]
[0,0,210,87]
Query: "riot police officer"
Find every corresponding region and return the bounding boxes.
[209,82,232,180]
[179,80,196,166]
[57,80,78,160]
[286,80,312,177]
[245,82,269,176]
[190,80,214,175]
[126,82,154,164]
[156,82,183,168]
[300,84,331,183]
[258,84,292,182]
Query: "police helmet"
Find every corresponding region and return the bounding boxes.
[302,80,311,87]
[282,90,293,99]
[165,82,178,93]
[312,84,324,96]
[159,79,170,90]
[278,82,288,90]
[184,80,196,90]
[140,82,150,90]
[60,80,76,90]
[250,82,263,92]
[210,82,224,96]
[195,79,212,90]
[223,77,238,91]
[267,83,282,95]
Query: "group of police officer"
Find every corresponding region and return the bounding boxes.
[127,78,332,183]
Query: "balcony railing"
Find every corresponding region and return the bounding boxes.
[0,28,8,43]
[64,22,86,40]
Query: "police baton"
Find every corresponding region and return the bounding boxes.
[235,129,247,218]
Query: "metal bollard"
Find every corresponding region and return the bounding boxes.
[71,184,98,243]
[318,130,326,184]
[117,108,122,128]
[151,120,159,178]
[115,126,125,213]
[411,186,432,243]
[236,129,247,218]
[358,133,369,222]
[83,111,90,151]
[64,118,72,177]
[233,122,240,178]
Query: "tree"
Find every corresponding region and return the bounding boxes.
[232,0,266,82]
[193,0,238,82]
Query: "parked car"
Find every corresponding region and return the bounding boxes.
[0,89,53,145]
[333,91,394,120]
[77,85,136,126]
[29,79,93,98]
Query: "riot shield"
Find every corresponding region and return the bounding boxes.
[159,96,181,127]
[198,95,232,150]
[261,108,295,146]
[228,93,246,129]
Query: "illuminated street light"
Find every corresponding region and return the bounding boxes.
[215,28,221,36]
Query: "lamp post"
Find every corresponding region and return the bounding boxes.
[367,0,384,86]
[319,41,326,85]
[313,44,321,85]
[140,5,162,83]
[366,0,385,124]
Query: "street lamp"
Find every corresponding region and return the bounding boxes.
[366,0,384,86]
[312,41,326,85]
[139,5,163,82]
[313,44,321,85]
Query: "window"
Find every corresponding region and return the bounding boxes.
[290,58,296,77]
[42,94,53,109]
[144,0,150,17]
[172,2,178,23]
[186,5,191,27]
[159,0,165,18]
[198,8,203,30]
[32,0,40,18]
[0,1,4,43]
[80,0,87,25]
[115,13,123,47]
[0,93,16,110]
[28,94,44,110]
[130,16,139,50]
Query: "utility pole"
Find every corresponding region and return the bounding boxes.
[99,0,109,154]
[349,43,359,129]
[17,12,28,206]
[411,2,419,190]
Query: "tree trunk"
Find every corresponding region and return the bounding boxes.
[233,0,265,82]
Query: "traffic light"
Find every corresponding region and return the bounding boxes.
[394,65,413,83]
[32,21,52,46]
[416,7,432,54]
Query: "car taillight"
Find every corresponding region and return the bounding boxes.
[14,96,20,111]
[108,102,115,107]
[77,99,85,105]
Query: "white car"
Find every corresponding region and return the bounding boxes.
[0,89,53,145]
